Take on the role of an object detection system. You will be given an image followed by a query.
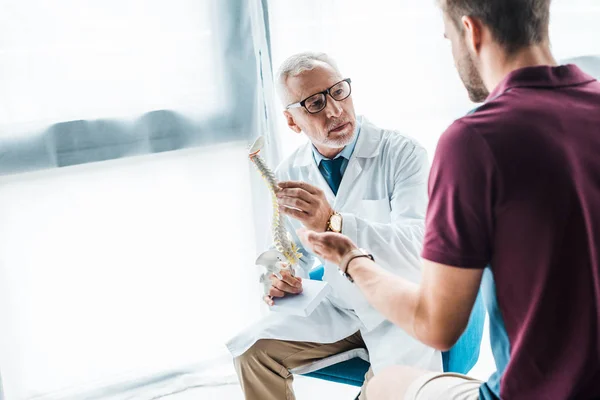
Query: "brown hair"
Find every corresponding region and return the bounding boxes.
[440,0,551,54]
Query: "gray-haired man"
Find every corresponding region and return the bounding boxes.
[227,52,440,400]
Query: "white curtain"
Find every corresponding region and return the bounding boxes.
[0,0,265,174]
[266,0,600,382]
[0,0,279,399]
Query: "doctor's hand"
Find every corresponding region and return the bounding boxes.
[277,181,333,232]
[297,228,358,266]
[263,269,303,306]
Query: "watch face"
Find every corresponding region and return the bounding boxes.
[330,214,342,232]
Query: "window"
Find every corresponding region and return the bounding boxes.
[0,0,259,174]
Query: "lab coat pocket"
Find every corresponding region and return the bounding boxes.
[359,198,391,223]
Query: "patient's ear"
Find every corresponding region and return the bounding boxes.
[462,15,483,54]
[283,111,302,134]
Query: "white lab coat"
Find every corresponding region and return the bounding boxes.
[227,117,442,374]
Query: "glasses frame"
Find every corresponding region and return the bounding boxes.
[285,78,352,114]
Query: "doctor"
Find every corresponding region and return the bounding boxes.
[227,52,440,400]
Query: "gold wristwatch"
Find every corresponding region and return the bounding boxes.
[326,211,343,233]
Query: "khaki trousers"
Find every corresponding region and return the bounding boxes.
[234,331,373,400]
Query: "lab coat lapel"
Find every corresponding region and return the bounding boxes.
[308,163,335,204]
[293,143,336,204]
[333,158,362,209]
[334,119,380,209]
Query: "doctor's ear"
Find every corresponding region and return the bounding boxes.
[283,110,302,134]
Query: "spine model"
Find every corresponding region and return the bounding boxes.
[249,136,302,281]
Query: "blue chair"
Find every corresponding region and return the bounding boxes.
[297,265,486,387]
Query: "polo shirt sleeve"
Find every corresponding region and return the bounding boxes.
[422,120,496,269]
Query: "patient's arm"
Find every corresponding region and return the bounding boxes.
[348,257,482,350]
[298,229,483,351]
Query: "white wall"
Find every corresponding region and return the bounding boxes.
[270,0,600,160]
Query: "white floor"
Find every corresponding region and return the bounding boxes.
[163,376,360,400]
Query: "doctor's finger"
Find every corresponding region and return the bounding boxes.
[280,206,309,221]
[279,181,320,195]
[277,196,311,213]
[269,286,286,298]
[271,271,301,288]
[277,188,314,203]
[271,278,302,294]
[278,270,303,287]
[263,295,274,306]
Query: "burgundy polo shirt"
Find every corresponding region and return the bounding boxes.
[423,65,600,399]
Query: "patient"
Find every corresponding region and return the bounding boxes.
[298,0,600,399]
[227,52,441,400]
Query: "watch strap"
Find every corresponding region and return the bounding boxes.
[339,249,374,282]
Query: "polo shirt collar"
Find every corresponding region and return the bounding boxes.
[487,64,596,102]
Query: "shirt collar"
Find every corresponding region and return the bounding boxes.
[486,64,595,102]
[312,116,362,165]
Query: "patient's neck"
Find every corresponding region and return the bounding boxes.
[483,43,557,93]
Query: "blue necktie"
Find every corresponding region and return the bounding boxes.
[320,157,345,195]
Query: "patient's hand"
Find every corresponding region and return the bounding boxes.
[297,228,357,266]
[263,269,303,306]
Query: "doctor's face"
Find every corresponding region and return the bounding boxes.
[443,12,489,103]
[283,63,356,154]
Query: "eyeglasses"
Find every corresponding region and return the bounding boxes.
[286,78,352,114]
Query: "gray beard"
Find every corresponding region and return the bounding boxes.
[322,130,355,148]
